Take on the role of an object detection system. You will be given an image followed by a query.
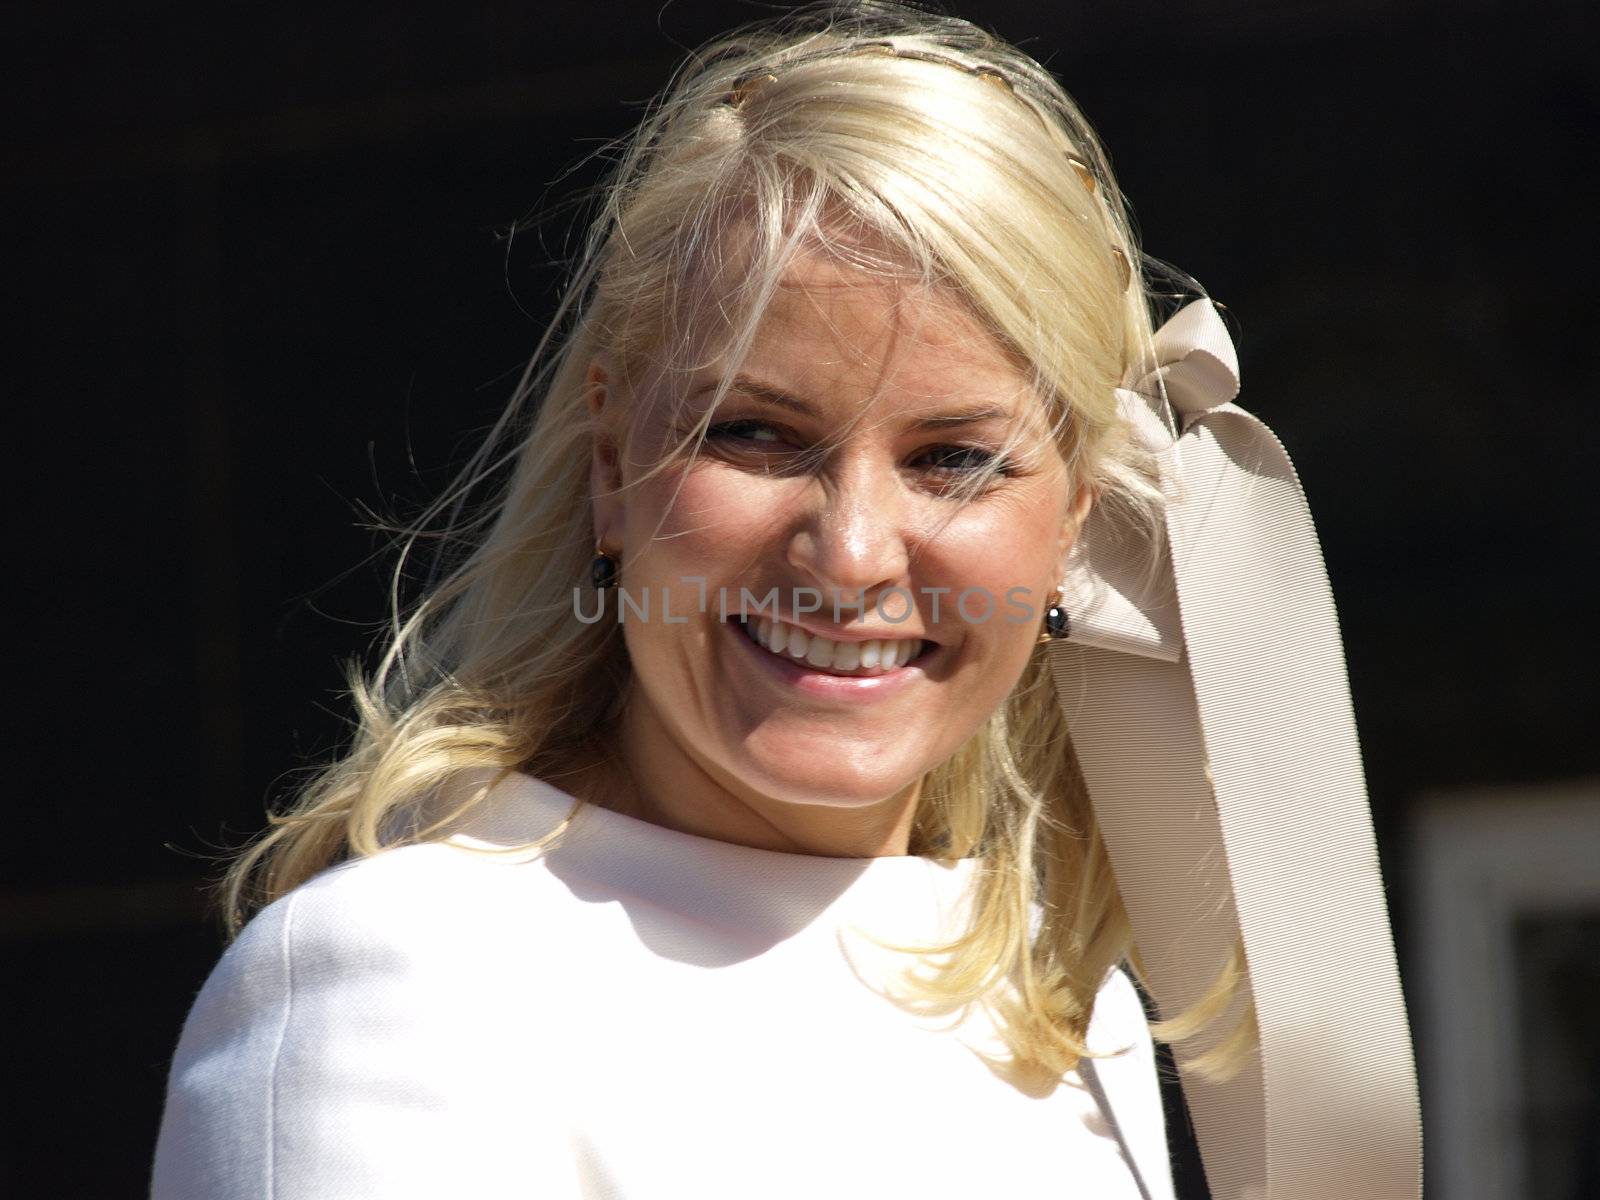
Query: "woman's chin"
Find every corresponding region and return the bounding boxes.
[726,747,926,812]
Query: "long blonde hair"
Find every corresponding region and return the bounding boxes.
[218,0,1256,1083]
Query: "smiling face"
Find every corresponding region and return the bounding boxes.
[586,245,1092,856]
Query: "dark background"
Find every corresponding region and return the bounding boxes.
[5,1,1595,1196]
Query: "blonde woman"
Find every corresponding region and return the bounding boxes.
[150,4,1422,1198]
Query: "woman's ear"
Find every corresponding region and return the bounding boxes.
[587,356,626,546]
[1054,479,1098,578]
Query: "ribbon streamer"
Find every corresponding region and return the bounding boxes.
[1050,299,1423,1200]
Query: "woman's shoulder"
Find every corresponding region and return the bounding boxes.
[189,770,609,1010]
[151,841,576,1197]
[170,845,529,1044]
[236,835,568,974]
[166,836,575,1071]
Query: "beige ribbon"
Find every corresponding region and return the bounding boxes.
[1048,299,1423,1199]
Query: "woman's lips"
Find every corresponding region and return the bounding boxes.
[738,614,928,674]
[725,615,935,701]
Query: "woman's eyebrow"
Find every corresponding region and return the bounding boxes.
[695,374,1014,429]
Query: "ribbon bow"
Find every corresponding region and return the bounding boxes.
[1049,300,1423,1200]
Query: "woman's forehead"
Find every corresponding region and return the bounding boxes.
[723,247,1038,409]
[761,249,976,343]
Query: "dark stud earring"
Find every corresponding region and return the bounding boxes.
[591,542,619,590]
[1036,590,1071,645]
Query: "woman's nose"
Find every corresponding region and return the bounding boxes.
[785,454,913,601]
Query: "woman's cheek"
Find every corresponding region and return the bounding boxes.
[936,519,1055,625]
[672,470,795,555]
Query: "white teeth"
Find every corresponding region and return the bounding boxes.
[741,616,925,675]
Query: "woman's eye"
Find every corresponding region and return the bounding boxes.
[706,420,787,446]
[917,445,1011,475]
[702,423,1012,481]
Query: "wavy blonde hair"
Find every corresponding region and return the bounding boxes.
[217,0,1257,1084]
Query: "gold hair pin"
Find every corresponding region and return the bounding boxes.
[724,71,778,108]
[1064,154,1098,195]
[1110,247,1132,291]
